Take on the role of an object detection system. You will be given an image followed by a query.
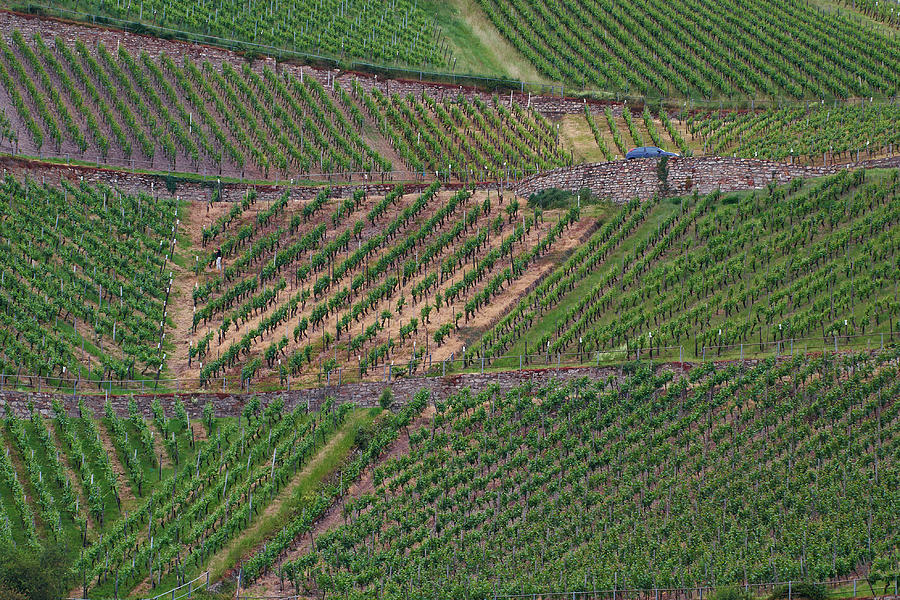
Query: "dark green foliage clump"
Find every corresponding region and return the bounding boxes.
[0,543,70,600]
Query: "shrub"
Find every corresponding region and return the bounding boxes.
[164,174,178,195]
[656,155,670,194]
[0,543,70,600]
[379,387,394,410]
[528,187,573,209]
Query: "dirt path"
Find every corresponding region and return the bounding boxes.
[190,420,209,443]
[244,405,435,596]
[94,420,137,506]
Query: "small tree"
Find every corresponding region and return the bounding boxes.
[656,156,670,196]
[379,387,394,410]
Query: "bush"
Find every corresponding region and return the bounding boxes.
[379,387,394,410]
[0,543,70,600]
[355,412,388,452]
[0,585,26,600]
[528,187,573,209]
[164,174,178,195]
[768,582,826,600]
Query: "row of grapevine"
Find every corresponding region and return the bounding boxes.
[0,176,177,381]
[584,105,613,161]
[474,0,900,98]
[687,102,900,162]
[46,0,447,67]
[271,351,900,597]
[0,31,391,178]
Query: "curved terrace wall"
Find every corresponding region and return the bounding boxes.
[513,156,900,202]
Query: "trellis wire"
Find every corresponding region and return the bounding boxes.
[233,576,899,600]
[0,331,895,396]
[65,570,209,600]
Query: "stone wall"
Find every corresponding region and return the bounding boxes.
[0,364,691,419]
[513,156,900,202]
[0,155,500,204]
[0,10,623,117]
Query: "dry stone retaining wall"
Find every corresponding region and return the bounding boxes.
[513,156,900,202]
[0,155,500,204]
[0,10,624,117]
[0,364,692,419]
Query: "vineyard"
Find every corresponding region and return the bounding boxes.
[686,102,900,163]
[0,384,420,597]
[0,175,180,383]
[356,83,573,178]
[38,0,448,67]
[3,1,900,596]
[567,104,691,162]
[472,168,900,365]
[473,0,900,98]
[243,352,900,597]
[0,27,577,181]
[188,181,584,389]
[0,30,393,178]
[0,396,201,555]
[838,0,900,26]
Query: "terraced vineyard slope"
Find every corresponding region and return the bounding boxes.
[0,393,408,598]
[687,102,900,163]
[0,175,180,383]
[248,352,900,597]
[355,83,574,178]
[188,183,584,389]
[473,168,900,364]
[0,27,573,181]
[474,0,900,98]
[36,0,448,67]
[0,397,201,574]
[0,30,393,179]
